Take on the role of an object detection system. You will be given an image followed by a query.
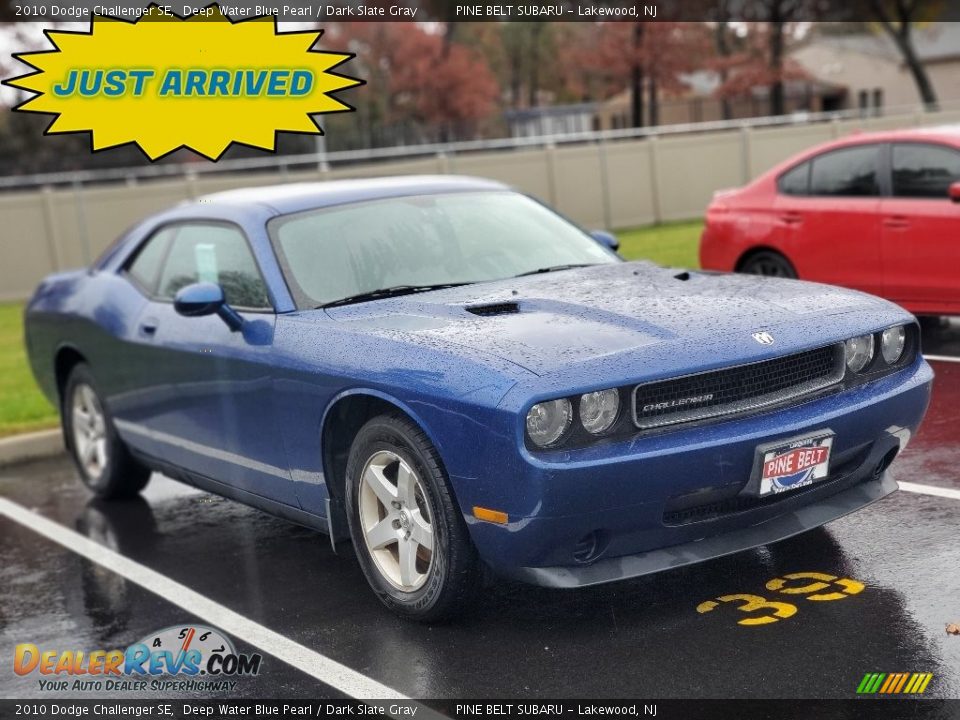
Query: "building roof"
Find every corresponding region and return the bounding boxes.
[805,23,960,64]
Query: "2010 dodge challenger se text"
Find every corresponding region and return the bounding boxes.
[24,176,932,620]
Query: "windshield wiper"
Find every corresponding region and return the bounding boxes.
[514,263,597,277]
[318,282,474,309]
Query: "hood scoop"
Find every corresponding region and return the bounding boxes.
[465,302,520,317]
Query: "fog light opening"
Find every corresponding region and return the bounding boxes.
[572,530,608,564]
[874,448,899,479]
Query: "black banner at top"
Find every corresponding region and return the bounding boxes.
[1,0,956,23]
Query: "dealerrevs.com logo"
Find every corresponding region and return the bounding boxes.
[14,624,261,693]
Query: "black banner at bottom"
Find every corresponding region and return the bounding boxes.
[0,699,953,720]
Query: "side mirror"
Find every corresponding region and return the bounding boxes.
[174,282,243,331]
[949,181,960,203]
[590,230,620,252]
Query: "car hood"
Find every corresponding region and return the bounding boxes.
[322,262,904,377]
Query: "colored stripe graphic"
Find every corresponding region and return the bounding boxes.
[857,672,932,694]
[892,673,909,693]
[879,674,896,693]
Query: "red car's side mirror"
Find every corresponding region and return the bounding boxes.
[949,181,960,203]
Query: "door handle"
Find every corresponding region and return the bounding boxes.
[778,212,803,225]
[883,216,910,229]
[139,319,158,337]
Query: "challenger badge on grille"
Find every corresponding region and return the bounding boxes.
[632,344,845,430]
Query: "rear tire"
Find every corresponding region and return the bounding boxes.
[63,364,151,499]
[345,413,480,621]
[739,250,797,279]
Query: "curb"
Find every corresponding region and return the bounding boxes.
[0,429,64,468]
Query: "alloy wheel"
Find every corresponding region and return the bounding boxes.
[358,450,435,592]
[72,384,108,482]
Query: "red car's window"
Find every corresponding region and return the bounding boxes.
[892,143,960,199]
[809,145,879,197]
[777,162,810,196]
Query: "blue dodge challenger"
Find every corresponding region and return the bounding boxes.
[24,176,932,620]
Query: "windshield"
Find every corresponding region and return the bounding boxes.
[268,190,619,308]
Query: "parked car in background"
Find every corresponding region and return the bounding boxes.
[25,176,931,620]
[700,126,960,317]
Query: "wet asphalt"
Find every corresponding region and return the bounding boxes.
[1,320,960,702]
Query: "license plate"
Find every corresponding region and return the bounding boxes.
[758,432,834,497]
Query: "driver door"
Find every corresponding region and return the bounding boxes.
[119,221,295,506]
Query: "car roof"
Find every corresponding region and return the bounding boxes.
[190,175,511,215]
[758,123,960,182]
[824,123,960,148]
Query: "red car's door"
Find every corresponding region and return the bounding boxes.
[779,143,885,296]
[881,142,960,315]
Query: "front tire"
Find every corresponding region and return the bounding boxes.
[740,250,797,279]
[345,413,480,621]
[63,364,151,499]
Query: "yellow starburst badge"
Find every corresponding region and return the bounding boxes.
[3,4,362,160]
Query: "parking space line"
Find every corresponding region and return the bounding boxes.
[924,354,960,364]
[899,482,960,501]
[0,495,412,703]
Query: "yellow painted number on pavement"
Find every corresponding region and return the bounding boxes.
[697,571,866,627]
[766,572,865,601]
[696,593,798,626]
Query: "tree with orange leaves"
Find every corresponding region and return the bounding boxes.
[569,22,711,127]
[326,22,499,144]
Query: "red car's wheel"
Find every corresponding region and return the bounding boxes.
[740,251,797,279]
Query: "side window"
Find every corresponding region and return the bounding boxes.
[127,227,175,294]
[778,162,810,196]
[810,145,879,197]
[156,224,271,310]
[892,143,960,199]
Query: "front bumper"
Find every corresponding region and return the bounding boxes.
[510,465,896,589]
[458,358,932,586]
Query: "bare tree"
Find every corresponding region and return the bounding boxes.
[868,0,939,109]
[714,15,734,120]
[527,23,546,108]
[630,23,645,127]
[743,0,819,116]
[768,4,788,115]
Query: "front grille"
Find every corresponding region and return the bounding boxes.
[633,344,844,430]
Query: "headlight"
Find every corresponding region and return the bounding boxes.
[526,399,573,447]
[579,389,620,435]
[845,334,875,373]
[881,325,906,364]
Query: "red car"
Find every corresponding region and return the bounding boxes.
[700,126,960,317]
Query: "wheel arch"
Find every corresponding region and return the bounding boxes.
[54,344,88,405]
[320,389,448,520]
